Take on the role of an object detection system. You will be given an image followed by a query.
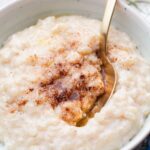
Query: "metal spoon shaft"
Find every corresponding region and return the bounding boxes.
[102,0,117,37]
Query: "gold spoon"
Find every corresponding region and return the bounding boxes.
[90,0,117,116]
[76,0,117,126]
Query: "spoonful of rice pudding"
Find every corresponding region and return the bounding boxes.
[77,0,117,126]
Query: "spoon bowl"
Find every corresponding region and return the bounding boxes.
[90,0,117,116]
[77,0,117,125]
[90,35,117,115]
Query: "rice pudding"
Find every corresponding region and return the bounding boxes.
[0,16,149,150]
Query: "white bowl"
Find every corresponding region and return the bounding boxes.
[0,0,149,149]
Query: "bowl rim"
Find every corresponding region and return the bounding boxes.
[0,0,149,150]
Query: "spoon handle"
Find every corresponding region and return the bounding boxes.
[102,0,117,37]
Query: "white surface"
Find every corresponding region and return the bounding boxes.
[0,0,149,150]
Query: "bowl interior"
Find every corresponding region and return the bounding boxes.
[0,0,149,150]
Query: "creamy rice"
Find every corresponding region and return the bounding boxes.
[0,16,150,150]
